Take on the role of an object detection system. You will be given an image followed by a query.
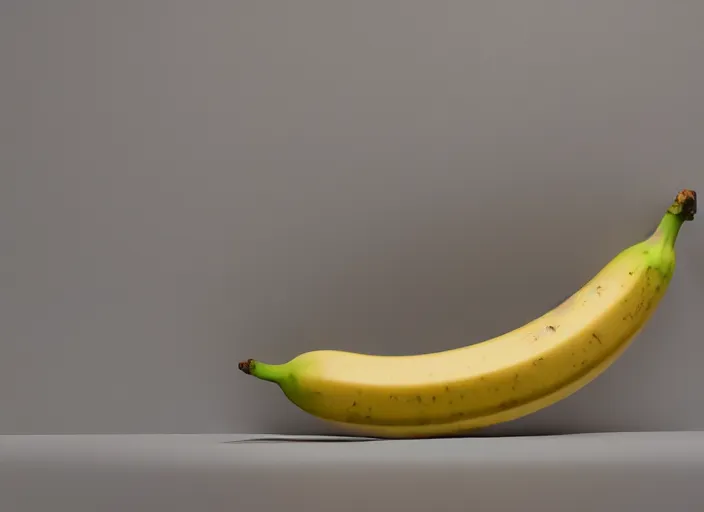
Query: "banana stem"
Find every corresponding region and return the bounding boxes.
[651,189,697,247]
[668,189,697,221]
[238,359,287,383]
[654,212,685,248]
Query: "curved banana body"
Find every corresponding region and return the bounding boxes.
[240,190,696,438]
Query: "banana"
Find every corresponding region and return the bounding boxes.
[239,189,697,438]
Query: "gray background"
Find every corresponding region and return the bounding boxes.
[1,0,703,436]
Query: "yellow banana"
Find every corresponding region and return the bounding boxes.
[239,189,697,438]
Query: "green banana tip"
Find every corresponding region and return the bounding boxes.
[670,189,697,221]
[238,359,255,375]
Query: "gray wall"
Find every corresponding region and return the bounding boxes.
[1,1,703,435]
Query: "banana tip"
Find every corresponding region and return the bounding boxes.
[238,359,254,375]
[676,189,697,221]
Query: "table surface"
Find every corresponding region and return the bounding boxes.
[1,431,703,512]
